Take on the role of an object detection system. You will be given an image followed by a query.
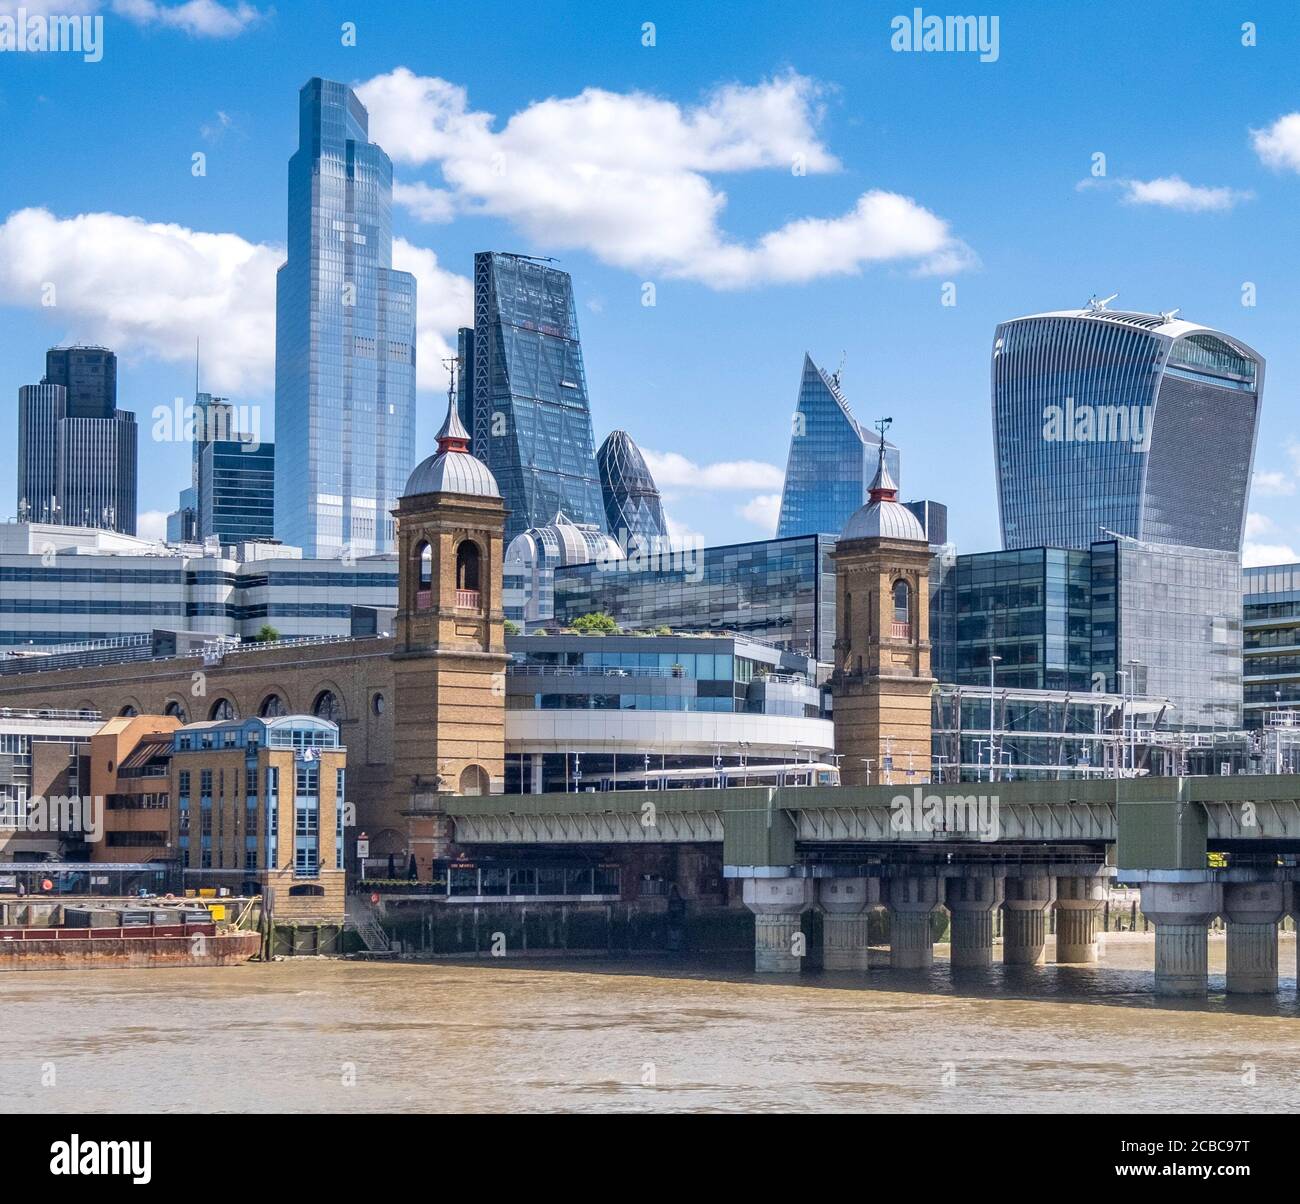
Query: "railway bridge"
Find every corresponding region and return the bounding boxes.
[444,775,1300,997]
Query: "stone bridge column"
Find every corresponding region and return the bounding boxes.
[1223,881,1284,995]
[1141,881,1222,997]
[945,871,1003,968]
[1002,872,1056,966]
[1054,874,1107,964]
[887,874,942,970]
[818,877,880,971]
[743,878,817,973]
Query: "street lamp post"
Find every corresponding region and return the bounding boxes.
[988,654,1002,783]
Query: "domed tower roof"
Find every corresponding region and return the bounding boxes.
[404,394,500,500]
[841,430,926,542]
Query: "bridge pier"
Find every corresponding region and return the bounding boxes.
[945,871,1003,968]
[887,874,942,970]
[1054,874,1107,964]
[818,877,879,971]
[1141,881,1221,997]
[743,878,817,973]
[1223,881,1284,995]
[1003,872,1056,966]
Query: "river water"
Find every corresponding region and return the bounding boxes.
[4,934,1300,1113]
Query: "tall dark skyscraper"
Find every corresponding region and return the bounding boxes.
[991,302,1264,552]
[596,430,667,546]
[42,345,117,419]
[463,252,605,542]
[274,77,416,557]
[776,353,900,539]
[17,346,137,533]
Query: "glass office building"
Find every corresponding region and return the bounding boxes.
[1236,564,1300,728]
[553,534,837,663]
[946,539,1241,729]
[596,430,667,546]
[274,78,416,558]
[463,252,606,542]
[992,305,1263,552]
[776,353,899,539]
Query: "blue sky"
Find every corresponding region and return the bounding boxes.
[1,0,1298,559]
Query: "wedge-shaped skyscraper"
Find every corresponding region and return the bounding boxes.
[460,253,606,543]
[776,354,899,539]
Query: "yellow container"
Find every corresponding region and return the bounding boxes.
[198,888,217,898]
[207,904,227,921]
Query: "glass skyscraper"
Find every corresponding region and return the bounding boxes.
[274,77,416,558]
[462,252,605,543]
[992,305,1264,552]
[596,430,667,546]
[777,353,900,539]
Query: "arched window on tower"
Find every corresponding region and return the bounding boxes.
[455,541,481,610]
[416,541,432,609]
[892,579,911,639]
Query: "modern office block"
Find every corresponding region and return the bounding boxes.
[776,353,900,539]
[554,533,837,663]
[465,252,606,542]
[17,347,137,535]
[947,539,1240,729]
[504,511,623,625]
[274,77,416,557]
[992,303,1263,553]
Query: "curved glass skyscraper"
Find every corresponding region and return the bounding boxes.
[274,78,417,558]
[776,353,899,539]
[597,430,667,546]
[991,306,1264,552]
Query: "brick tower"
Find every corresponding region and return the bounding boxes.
[831,422,934,787]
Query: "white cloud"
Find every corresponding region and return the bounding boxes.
[738,493,782,533]
[1246,512,1277,539]
[1252,112,1300,172]
[392,181,455,224]
[663,513,705,549]
[137,509,169,540]
[391,238,473,391]
[0,207,279,394]
[358,68,973,288]
[642,449,784,492]
[1244,542,1299,568]
[1121,175,1252,213]
[1253,469,1296,497]
[0,207,471,395]
[110,0,263,37]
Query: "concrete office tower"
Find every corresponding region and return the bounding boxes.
[274,77,416,557]
[18,345,137,534]
[777,353,900,539]
[991,301,1264,552]
[461,253,606,542]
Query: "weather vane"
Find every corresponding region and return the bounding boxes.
[874,416,893,441]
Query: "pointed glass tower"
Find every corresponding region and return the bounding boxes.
[776,354,900,539]
[597,430,667,546]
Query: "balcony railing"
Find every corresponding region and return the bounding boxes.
[890,621,912,640]
[455,589,481,610]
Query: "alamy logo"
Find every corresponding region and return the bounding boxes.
[0,9,103,62]
[50,1135,151,1184]
[891,788,1000,842]
[1042,398,1153,452]
[890,9,1000,62]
